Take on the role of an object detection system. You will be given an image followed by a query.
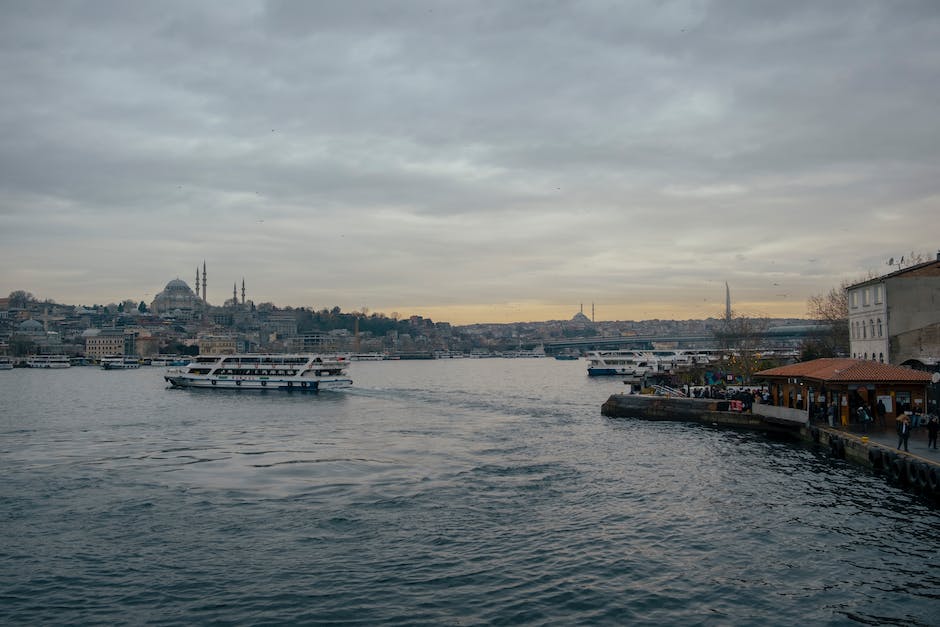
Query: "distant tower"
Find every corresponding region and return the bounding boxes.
[725,282,732,322]
[202,260,207,304]
[232,282,237,305]
[241,278,246,305]
[195,267,200,300]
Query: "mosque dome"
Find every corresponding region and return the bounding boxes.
[17,319,44,335]
[165,278,192,292]
[151,277,204,315]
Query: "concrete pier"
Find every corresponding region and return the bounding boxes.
[602,393,940,501]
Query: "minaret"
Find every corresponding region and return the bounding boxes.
[195,267,200,300]
[725,282,732,323]
[241,278,246,305]
[233,282,237,305]
[202,261,207,304]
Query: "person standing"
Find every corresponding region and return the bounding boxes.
[876,399,887,429]
[897,414,911,452]
[927,414,939,450]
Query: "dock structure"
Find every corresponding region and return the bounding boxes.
[601,393,940,502]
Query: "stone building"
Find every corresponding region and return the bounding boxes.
[846,251,940,368]
[85,329,131,359]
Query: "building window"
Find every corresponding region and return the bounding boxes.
[879,352,884,363]
[875,285,883,303]
[869,319,875,338]
[863,288,870,306]
[850,291,858,308]
[862,323,866,339]
[877,318,883,337]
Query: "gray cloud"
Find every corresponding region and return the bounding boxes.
[2,1,939,321]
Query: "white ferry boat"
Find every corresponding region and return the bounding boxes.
[101,356,141,369]
[26,355,71,369]
[585,350,715,377]
[164,354,352,391]
[349,352,387,361]
[149,355,191,367]
[0,357,14,370]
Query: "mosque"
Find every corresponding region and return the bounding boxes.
[150,262,250,317]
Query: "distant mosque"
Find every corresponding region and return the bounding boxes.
[571,303,594,324]
[150,261,250,317]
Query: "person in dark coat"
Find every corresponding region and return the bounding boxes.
[927,414,939,450]
[876,399,887,427]
[897,414,912,452]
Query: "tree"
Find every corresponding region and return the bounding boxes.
[805,280,850,357]
[138,301,147,313]
[714,311,769,384]
[8,290,35,308]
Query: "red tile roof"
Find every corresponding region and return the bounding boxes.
[756,358,933,383]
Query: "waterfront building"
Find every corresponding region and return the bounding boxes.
[85,329,132,359]
[198,335,237,355]
[846,252,940,368]
[756,358,934,428]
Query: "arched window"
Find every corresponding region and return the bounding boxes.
[869,319,875,338]
[879,353,884,363]
[862,322,867,339]
[877,318,883,337]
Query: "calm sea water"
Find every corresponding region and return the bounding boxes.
[1,359,937,625]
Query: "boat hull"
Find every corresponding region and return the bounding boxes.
[164,375,352,391]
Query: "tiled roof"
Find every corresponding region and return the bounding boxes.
[756,358,933,383]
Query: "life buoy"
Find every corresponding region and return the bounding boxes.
[927,467,940,494]
[892,457,906,484]
[915,463,930,490]
[829,437,845,459]
[904,459,919,486]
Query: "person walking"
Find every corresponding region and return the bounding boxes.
[897,414,912,452]
[876,399,887,429]
[927,414,939,450]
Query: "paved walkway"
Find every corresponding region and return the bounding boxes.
[834,424,940,465]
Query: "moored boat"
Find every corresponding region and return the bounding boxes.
[26,355,71,368]
[101,356,141,369]
[0,357,13,370]
[585,349,716,377]
[164,354,352,391]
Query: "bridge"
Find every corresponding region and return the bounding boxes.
[542,325,831,354]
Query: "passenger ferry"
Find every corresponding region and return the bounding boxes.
[149,355,191,367]
[585,350,716,377]
[349,352,387,361]
[0,357,14,370]
[25,355,71,368]
[100,356,141,369]
[164,354,352,391]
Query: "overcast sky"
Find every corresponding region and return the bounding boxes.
[2,1,939,324]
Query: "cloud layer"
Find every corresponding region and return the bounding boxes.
[2,1,939,323]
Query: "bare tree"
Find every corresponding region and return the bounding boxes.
[805,280,850,357]
[714,310,769,384]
